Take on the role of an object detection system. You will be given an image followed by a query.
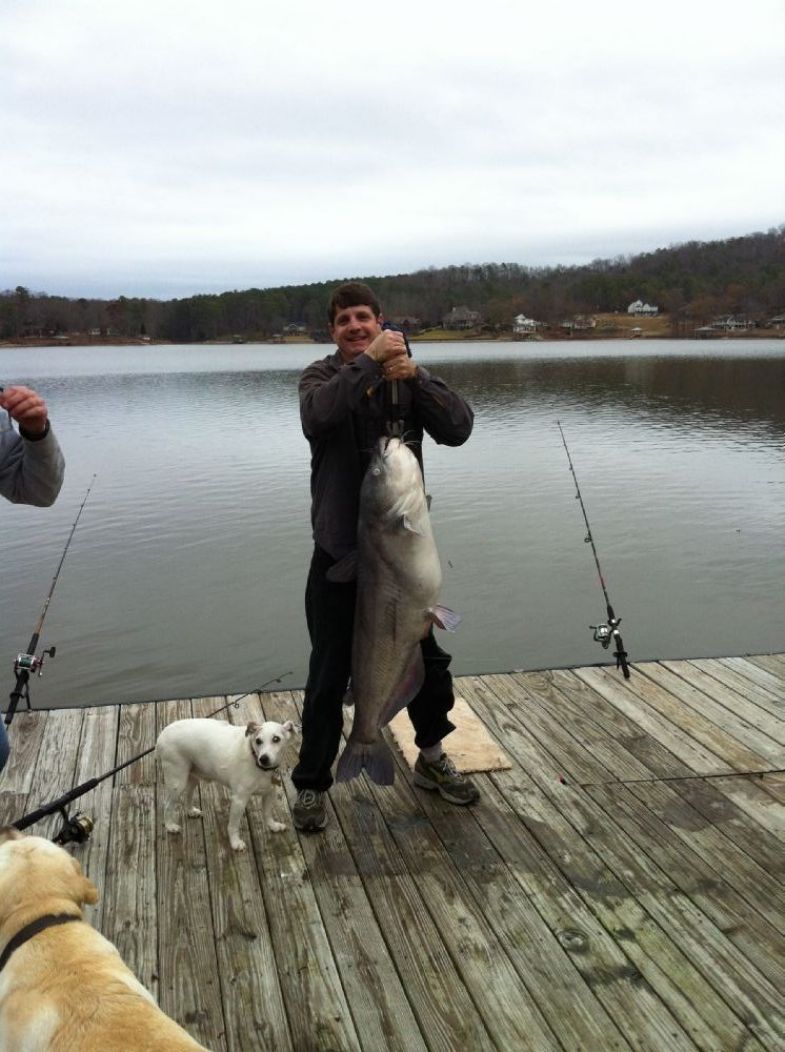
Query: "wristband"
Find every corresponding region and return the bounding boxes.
[19,419,51,442]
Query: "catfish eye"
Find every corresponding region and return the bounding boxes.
[255,737,263,745]
[272,735,281,744]
[371,467,381,476]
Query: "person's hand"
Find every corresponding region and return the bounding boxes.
[0,385,49,436]
[364,328,407,365]
[382,355,417,382]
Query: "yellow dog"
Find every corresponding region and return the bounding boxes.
[0,827,208,1050]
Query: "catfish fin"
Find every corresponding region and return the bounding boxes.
[399,514,422,535]
[336,739,395,786]
[326,551,358,583]
[429,605,462,632]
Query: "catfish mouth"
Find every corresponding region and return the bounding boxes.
[381,435,405,460]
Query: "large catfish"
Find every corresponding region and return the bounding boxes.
[330,436,459,786]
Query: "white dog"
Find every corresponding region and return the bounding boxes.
[156,718,295,851]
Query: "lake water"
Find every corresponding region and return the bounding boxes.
[1,339,783,711]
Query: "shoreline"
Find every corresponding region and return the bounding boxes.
[2,329,783,350]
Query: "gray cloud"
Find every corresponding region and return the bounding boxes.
[2,0,784,298]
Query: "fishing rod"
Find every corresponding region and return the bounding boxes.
[556,422,630,678]
[10,671,293,844]
[4,475,97,728]
[381,320,412,438]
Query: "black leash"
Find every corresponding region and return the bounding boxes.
[5,476,96,729]
[557,422,630,678]
[10,670,292,842]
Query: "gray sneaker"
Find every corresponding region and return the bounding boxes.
[413,753,480,805]
[293,789,327,832]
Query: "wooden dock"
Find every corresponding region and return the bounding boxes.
[2,654,785,1051]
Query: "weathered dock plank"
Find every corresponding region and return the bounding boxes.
[102,784,159,999]
[259,690,436,1052]
[116,700,157,783]
[155,697,227,1050]
[460,674,752,1051]
[2,653,785,1052]
[192,694,294,1052]
[0,709,48,795]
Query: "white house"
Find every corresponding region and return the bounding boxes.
[512,313,541,334]
[627,299,659,316]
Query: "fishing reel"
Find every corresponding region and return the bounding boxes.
[590,618,630,678]
[53,810,94,846]
[14,646,56,677]
[590,619,619,649]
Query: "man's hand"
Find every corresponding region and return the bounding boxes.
[365,328,407,365]
[365,330,417,380]
[0,385,50,436]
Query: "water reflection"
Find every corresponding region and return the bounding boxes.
[0,341,783,710]
[435,356,785,436]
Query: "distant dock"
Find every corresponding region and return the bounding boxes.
[2,653,784,1050]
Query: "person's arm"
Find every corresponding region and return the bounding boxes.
[0,387,65,506]
[299,355,381,438]
[408,365,474,446]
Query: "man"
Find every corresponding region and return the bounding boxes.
[292,281,478,832]
[0,384,65,774]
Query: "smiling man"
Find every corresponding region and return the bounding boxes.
[291,281,478,832]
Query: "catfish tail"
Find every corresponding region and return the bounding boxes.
[336,739,395,786]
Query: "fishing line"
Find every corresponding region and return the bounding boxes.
[557,422,630,678]
[9,671,293,843]
[4,475,97,728]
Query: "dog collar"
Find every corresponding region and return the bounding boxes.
[0,913,80,973]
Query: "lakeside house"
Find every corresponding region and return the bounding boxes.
[512,313,542,335]
[561,314,596,333]
[711,315,755,332]
[442,305,482,330]
[694,315,756,337]
[512,313,544,340]
[627,299,659,316]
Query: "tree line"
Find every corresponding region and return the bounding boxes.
[2,225,784,342]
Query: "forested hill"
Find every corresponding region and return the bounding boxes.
[3,225,784,343]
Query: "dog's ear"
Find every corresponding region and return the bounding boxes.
[282,720,296,738]
[68,856,100,906]
[245,721,262,737]
[81,876,100,905]
[0,826,24,844]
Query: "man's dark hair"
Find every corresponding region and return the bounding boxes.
[327,282,381,324]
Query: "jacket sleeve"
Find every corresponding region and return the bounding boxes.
[409,366,474,446]
[300,355,381,438]
[0,420,65,507]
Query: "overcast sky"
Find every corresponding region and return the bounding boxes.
[2,0,783,300]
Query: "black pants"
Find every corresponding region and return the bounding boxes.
[292,546,457,792]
